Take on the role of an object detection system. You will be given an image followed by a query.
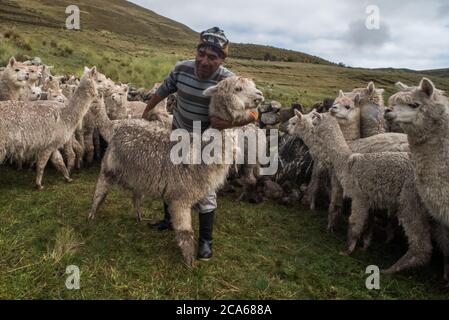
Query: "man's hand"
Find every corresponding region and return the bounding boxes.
[210,111,258,130]
[142,93,165,120]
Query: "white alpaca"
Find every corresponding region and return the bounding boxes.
[0,67,99,188]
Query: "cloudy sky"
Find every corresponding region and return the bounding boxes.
[130,0,449,70]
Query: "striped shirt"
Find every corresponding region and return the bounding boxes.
[155,59,235,132]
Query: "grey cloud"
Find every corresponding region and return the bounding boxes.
[344,19,391,49]
[130,0,449,69]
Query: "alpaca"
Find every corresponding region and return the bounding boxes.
[81,72,114,165]
[0,67,99,189]
[19,83,42,101]
[61,84,77,100]
[386,78,449,281]
[24,64,43,86]
[127,100,148,119]
[104,84,131,120]
[385,78,449,226]
[289,111,431,273]
[307,84,384,210]
[0,57,29,101]
[345,81,386,137]
[88,76,264,267]
[289,110,408,232]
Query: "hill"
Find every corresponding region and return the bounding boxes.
[0,0,448,107]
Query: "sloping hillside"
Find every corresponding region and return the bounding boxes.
[0,0,332,65]
[0,0,448,106]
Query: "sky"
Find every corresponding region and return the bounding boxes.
[129,0,449,70]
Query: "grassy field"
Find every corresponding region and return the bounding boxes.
[1,0,449,300]
[1,165,448,299]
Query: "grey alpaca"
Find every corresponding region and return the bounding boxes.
[386,78,449,282]
[289,111,431,274]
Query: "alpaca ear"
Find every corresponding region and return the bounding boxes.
[420,78,435,98]
[294,109,303,119]
[203,85,219,97]
[367,82,375,94]
[395,82,408,91]
[338,90,345,98]
[354,93,361,105]
[83,66,90,74]
[90,66,97,77]
[312,111,322,121]
[9,57,17,68]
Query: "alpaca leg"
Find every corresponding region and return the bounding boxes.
[84,130,95,165]
[63,140,76,174]
[16,158,23,171]
[132,193,143,223]
[362,216,374,251]
[72,136,83,170]
[341,197,369,256]
[169,203,195,268]
[50,150,72,182]
[88,170,113,220]
[35,149,54,190]
[308,162,321,211]
[94,128,102,160]
[382,196,432,274]
[431,222,449,284]
[328,173,343,232]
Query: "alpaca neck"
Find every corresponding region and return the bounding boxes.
[93,101,114,143]
[317,129,351,181]
[339,118,360,141]
[60,83,96,130]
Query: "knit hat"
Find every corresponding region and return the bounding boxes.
[199,27,229,58]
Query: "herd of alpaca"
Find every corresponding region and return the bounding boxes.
[288,79,449,283]
[1,56,449,284]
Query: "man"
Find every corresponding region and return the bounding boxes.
[142,27,255,261]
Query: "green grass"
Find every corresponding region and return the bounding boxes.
[0,165,448,299]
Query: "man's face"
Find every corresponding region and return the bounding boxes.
[195,47,224,79]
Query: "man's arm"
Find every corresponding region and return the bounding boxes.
[210,111,258,130]
[143,64,179,120]
[142,94,165,119]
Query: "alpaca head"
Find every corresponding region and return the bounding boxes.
[25,64,42,83]
[204,76,264,123]
[110,84,128,104]
[329,90,361,124]
[385,78,448,136]
[47,88,67,104]
[287,109,314,143]
[3,57,29,87]
[79,66,100,97]
[25,83,42,101]
[347,82,385,106]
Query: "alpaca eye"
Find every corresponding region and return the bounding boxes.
[345,105,350,110]
[235,87,242,92]
[408,103,420,109]
[15,69,20,72]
